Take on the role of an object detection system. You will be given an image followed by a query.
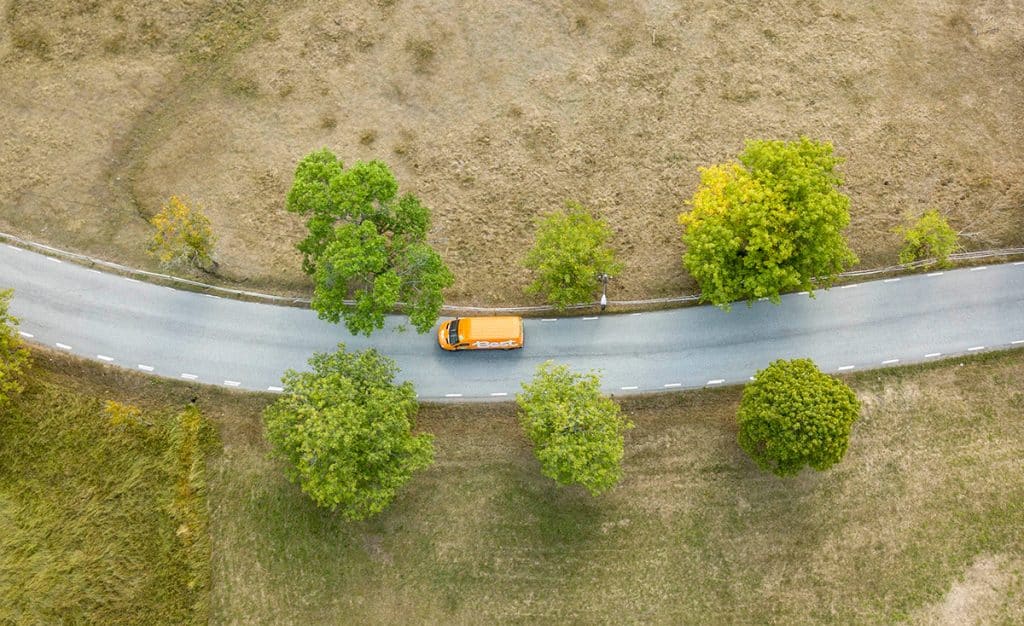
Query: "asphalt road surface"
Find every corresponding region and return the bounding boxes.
[2,243,1023,400]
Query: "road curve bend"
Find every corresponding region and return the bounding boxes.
[2,244,1023,400]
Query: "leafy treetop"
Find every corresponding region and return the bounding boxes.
[737,358,860,476]
[679,137,858,309]
[286,150,452,335]
[525,201,623,311]
[262,343,434,520]
[517,362,633,495]
[0,288,31,409]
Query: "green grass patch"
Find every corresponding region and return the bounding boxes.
[0,358,217,624]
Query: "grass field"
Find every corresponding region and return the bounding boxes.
[3,347,1024,623]
[2,1,1022,304]
[0,350,217,625]
[207,351,1024,624]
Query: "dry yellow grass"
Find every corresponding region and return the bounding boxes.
[1,1,1022,303]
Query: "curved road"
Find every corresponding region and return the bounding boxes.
[2,243,1023,400]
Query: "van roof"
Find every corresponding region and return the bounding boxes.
[461,316,522,339]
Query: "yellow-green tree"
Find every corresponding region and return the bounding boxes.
[147,196,217,271]
[679,137,858,309]
[738,359,860,476]
[0,289,31,409]
[897,209,959,267]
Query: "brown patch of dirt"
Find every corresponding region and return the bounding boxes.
[912,555,1022,625]
[1,0,1022,303]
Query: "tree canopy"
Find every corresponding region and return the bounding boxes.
[737,358,860,476]
[262,344,434,520]
[0,288,31,409]
[524,201,623,310]
[147,196,217,271]
[897,209,959,267]
[517,362,633,495]
[286,150,453,335]
[679,137,858,309]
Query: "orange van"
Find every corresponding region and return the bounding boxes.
[438,316,524,351]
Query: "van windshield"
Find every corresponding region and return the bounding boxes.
[448,319,460,345]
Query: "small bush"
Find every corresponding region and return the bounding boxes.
[0,289,31,410]
[147,196,217,271]
[897,209,959,267]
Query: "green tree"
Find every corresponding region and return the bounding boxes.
[525,201,623,310]
[286,150,454,335]
[517,362,633,495]
[147,196,217,271]
[0,289,31,409]
[738,358,860,476]
[897,209,959,267]
[262,344,434,520]
[679,137,858,309]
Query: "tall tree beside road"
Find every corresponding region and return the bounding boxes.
[263,344,434,520]
[147,196,217,272]
[517,362,633,495]
[737,358,860,476]
[286,150,454,335]
[524,201,623,310]
[0,289,31,409]
[679,137,857,309]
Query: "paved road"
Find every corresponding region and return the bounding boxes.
[2,243,1023,400]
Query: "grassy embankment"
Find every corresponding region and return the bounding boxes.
[2,348,1022,623]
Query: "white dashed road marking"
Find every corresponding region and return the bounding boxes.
[88,269,102,275]
[125,278,140,284]
[663,383,682,388]
[444,393,463,398]
[884,278,901,283]
[204,294,220,300]
[55,343,72,350]
[47,257,62,264]
[925,352,942,358]
[18,331,33,338]
[582,316,598,321]
[541,318,557,322]
[1014,261,1024,266]
[6,244,20,251]
[267,386,284,392]
[620,386,639,390]
[881,359,899,365]
[224,380,241,387]
[138,364,154,372]
[631,312,642,316]
[707,379,725,385]
[968,346,985,351]
[970,266,988,272]
[1013,340,1024,345]
[181,373,198,380]
[840,284,857,289]
[489,392,508,397]
[927,272,945,277]
[97,355,114,362]
[837,365,855,371]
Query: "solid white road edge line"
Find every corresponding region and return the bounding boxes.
[138,364,154,372]
[97,355,114,362]
[6,244,20,251]
[47,257,62,264]
[55,343,72,350]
